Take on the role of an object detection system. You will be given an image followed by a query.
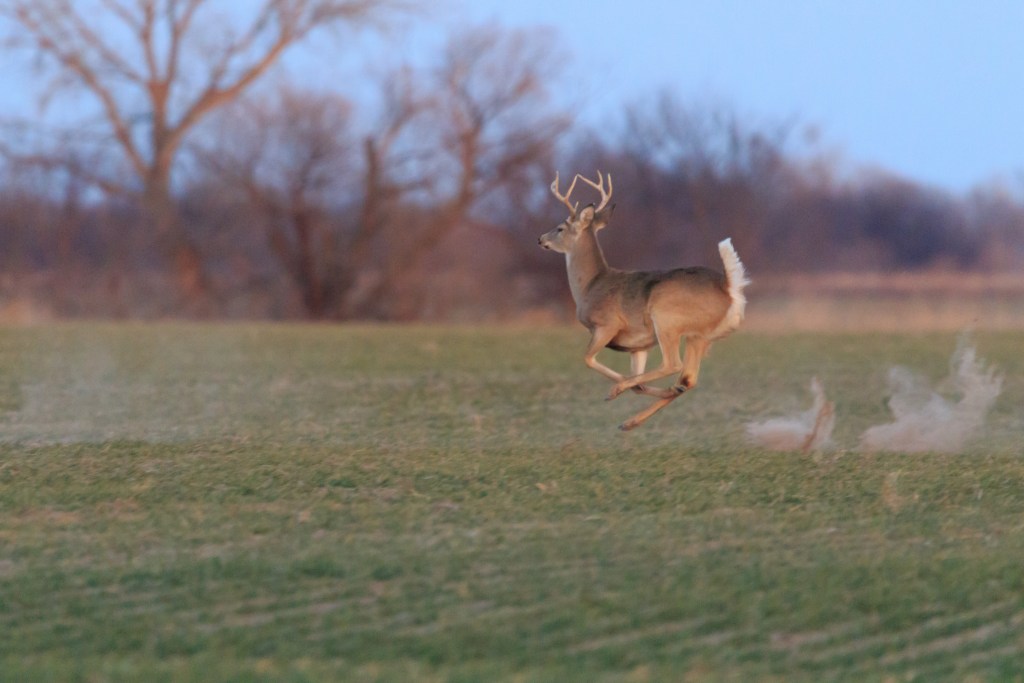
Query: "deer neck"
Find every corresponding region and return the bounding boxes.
[565,229,609,304]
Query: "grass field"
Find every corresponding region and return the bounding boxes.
[1,323,1023,682]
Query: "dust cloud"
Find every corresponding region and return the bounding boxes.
[859,339,1002,453]
[747,337,1002,454]
[746,377,835,453]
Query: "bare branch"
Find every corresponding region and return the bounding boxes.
[0,137,133,196]
[62,1,147,84]
[99,0,144,32]
[172,0,402,158]
[165,0,204,87]
[5,1,149,178]
[2,0,409,201]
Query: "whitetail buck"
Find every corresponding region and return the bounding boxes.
[538,171,749,430]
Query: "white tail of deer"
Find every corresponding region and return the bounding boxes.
[538,171,749,430]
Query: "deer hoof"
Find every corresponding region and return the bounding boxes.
[619,418,640,431]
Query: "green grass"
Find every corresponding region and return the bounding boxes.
[1,323,1023,682]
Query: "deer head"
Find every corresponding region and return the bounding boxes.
[538,171,615,253]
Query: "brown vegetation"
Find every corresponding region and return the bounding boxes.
[1,3,1023,322]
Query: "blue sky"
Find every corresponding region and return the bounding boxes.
[4,1,1022,193]
[451,0,1024,192]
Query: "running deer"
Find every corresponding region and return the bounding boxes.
[538,171,749,430]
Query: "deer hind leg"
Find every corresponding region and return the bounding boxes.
[619,393,678,431]
[606,325,683,401]
[619,337,712,431]
[673,336,711,392]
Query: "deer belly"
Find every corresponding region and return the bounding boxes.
[606,327,657,352]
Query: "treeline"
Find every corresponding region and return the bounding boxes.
[1,2,1023,320]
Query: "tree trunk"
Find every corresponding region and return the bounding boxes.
[365,137,477,320]
[142,164,209,313]
[337,137,388,319]
[291,206,327,318]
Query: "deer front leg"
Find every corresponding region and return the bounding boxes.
[584,329,675,399]
[585,331,679,397]
[607,328,683,401]
[629,349,647,384]
[629,350,677,399]
[583,327,626,383]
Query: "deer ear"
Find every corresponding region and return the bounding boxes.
[577,204,596,229]
[593,203,615,231]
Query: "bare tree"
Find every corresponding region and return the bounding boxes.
[194,24,570,320]
[615,92,796,270]
[192,72,430,318]
[0,0,409,304]
[337,65,434,317]
[193,86,358,317]
[349,24,571,318]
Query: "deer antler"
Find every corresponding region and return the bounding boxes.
[550,171,580,218]
[576,170,613,212]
